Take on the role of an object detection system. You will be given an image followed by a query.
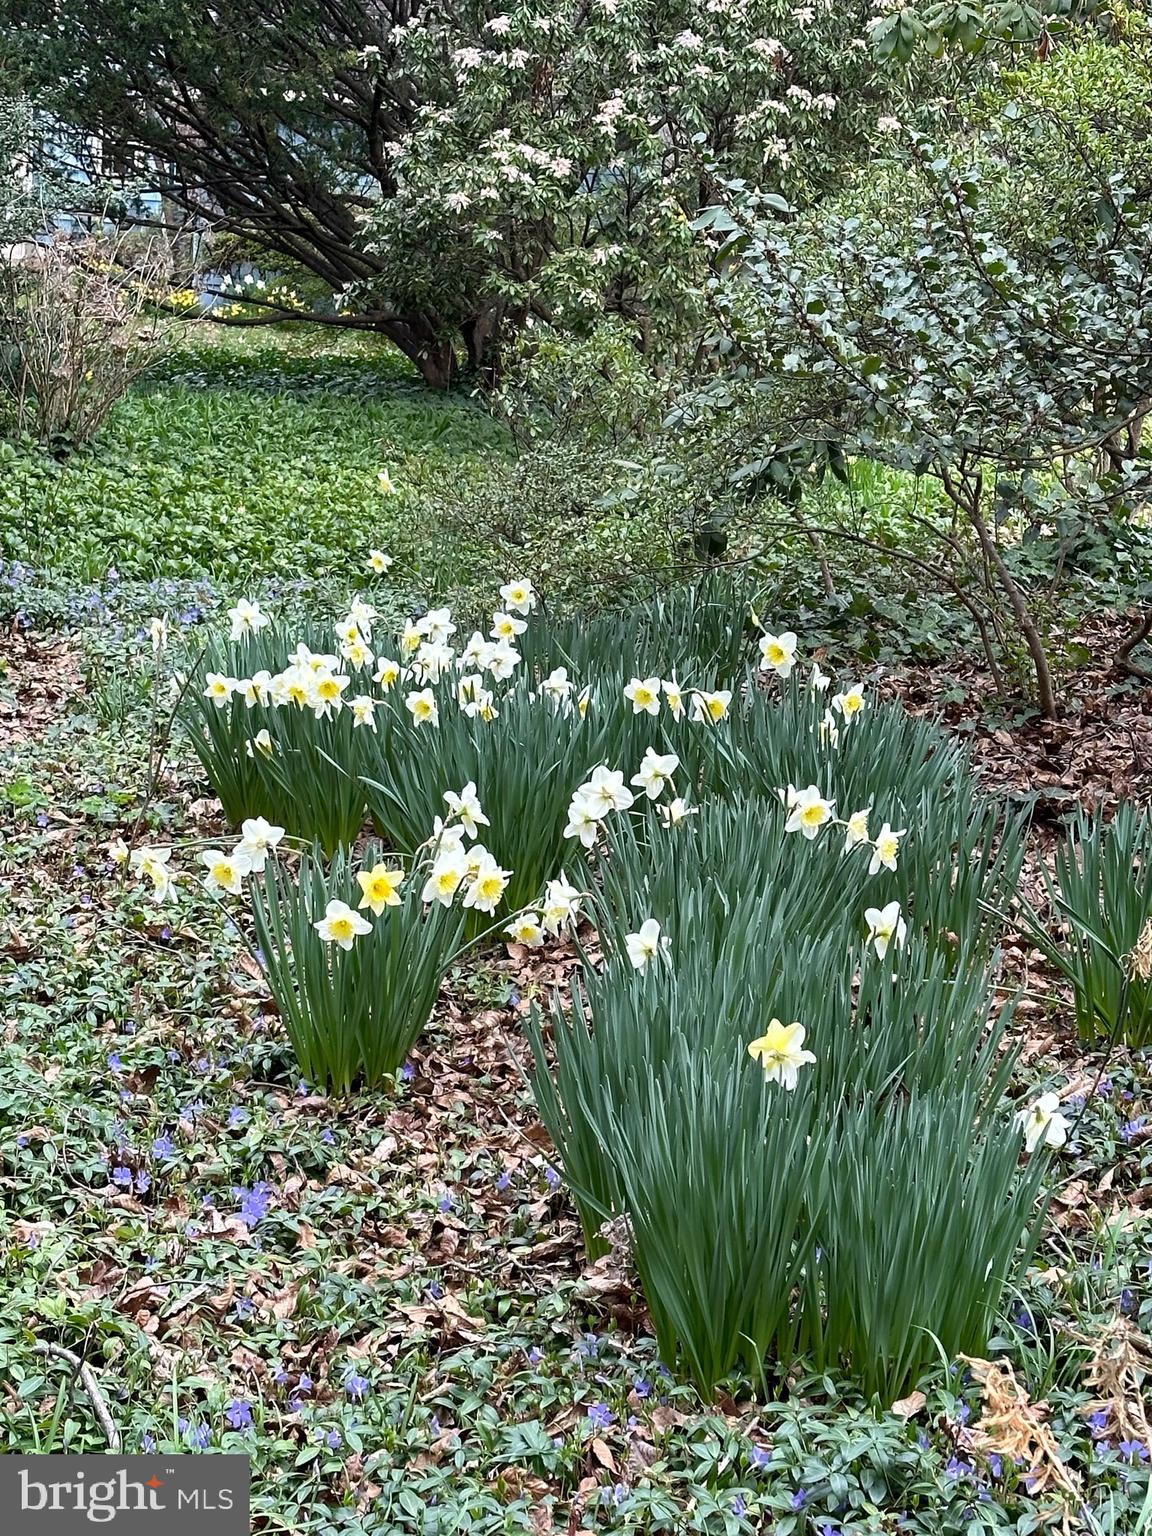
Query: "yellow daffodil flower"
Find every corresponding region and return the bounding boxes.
[747,1019,815,1091]
[357,864,406,915]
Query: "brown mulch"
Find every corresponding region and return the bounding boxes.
[886,613,1152,819]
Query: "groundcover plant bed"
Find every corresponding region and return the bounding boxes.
[3,560,1150,1536]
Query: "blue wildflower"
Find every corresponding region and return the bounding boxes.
[344,1370,370,1401]
[224,1400,253,1431]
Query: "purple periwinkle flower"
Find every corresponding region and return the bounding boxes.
[496,1171,512,1191]
[749,1445,770,1469]
[233,1182,272,1227]
[153,1134,175,1158]
[224,1400,253,1431]
[791,1488,808,1510]
[108,1053,123,1072]
[142,1433,156,1452]
[544,1165,561,1188]
[1119,1440,1149,1463]
[344,1371,370,1401]
[111,1166,133,1188]
[587,1403,614,1430]
[135,1171,151,1195]
[228,1107,248,1128]
[326,1429,342,1450]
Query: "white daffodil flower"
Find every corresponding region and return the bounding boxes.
[869,822,905,876]
[624,917,669,971]
[624,676,661,716]
[314,899,373,948]
[201,848,253,896]
[865,900,907,960]
[832,684,866,722]
[406,689,439,727]
[499,578,536,615]
[784,784,835,839]
[844,809,871,852]
[228,597,271,640]
[236,817,284,871]
[630,747,679,801]
[758,629,798,678]
[1016,1093,1070,1155]
[444,782,489,839]
[505,912,546,948]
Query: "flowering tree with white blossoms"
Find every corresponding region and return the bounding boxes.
[6,0,914,384]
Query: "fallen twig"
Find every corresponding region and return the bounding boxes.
[32,1341,122,1451]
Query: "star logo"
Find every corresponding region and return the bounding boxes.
[146,1477,164,1489]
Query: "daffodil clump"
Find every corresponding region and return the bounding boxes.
[158,574,1065,1397]
[1023,802,1152,1047]
[522,619,1055,1401]
[248,783,524,1093]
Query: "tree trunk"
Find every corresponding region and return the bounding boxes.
[379,318,459,390]
[967,498,1058,719]
[459,307,504,387]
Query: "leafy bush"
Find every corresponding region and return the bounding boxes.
[0,233,167,446]
[1024,803,1152,1047]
